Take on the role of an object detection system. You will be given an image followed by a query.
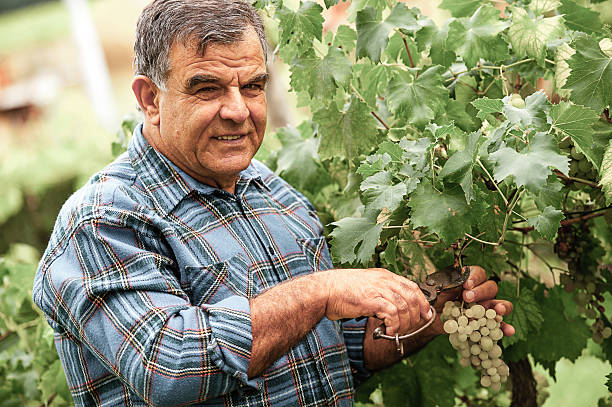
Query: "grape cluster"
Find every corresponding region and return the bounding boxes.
[555,224,610,343]
[559,137,597,189]
[442,301,509,390]
[534,370,550,406]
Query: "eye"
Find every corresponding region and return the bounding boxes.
[243,83,264,91]
[197,86,218,93]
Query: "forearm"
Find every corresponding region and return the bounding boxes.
[363,316,440,371]
[247,272,328,378]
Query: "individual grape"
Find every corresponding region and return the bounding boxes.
[487,367,497,376]
[451,307,461,318]
[486,319,498,330]
[510,94,525,108]
[470,344,481,355]
[490,328,504,341]
[490,373,501,383]
[444,319,458,334]
[458,315,468,327]
[471,355,481,366]
[491,382,502,391]
[485,309,497,319]
[481,359,492,369]
[480,326,490,336]
[478,317,487,327]
[470,331,482,342]
[490,345,502,359]
[602,327,612,339]
[570,146,585,160]
[481,375,492,387]
[472,305,486,319]
[481,336,493,351]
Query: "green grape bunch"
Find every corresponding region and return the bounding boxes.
[442,301,509,390]
[558,136,598,189]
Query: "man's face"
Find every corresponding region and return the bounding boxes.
[153,28,267,189]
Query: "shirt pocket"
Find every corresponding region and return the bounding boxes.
[184,253,257,307]
[296,236,334,273]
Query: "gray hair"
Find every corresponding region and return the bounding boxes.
[134,0,268,90]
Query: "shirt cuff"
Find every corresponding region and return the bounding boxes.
[203,296,263,390]
[342,317,371,384]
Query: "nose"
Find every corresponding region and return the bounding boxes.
[219,87,249,123]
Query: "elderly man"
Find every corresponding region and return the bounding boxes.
[33,0,513,406]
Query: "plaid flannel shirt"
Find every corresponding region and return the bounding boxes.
[33,124,369,407]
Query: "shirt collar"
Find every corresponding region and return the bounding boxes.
[128,123,268,216]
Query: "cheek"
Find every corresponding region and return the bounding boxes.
[250,98,267,132]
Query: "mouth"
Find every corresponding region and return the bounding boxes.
[215,134,245,141]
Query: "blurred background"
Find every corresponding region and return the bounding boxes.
[0,0,611,405]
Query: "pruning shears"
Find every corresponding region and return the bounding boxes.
[372,266,470,352]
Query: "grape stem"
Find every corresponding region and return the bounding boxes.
[350,84,391,130]
[498,188,524,245]
[553,170,601,189]
[477,158,508,205]
[397,30,416,69]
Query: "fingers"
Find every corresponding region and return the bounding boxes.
[463,265,487,289]
[501,322,515,337]
[463,280,498,303]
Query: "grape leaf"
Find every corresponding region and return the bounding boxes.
[358,154,391,177]
[555,42,575,98]
[439,0,481,18]
[277,2,324,53]
[324,0,340,8]
[329,211,383,264]
[290,47,351,100]
[600,139,612,205]
[508,7,565,65]
[353,62,390,106]
[407,184,484,244]
[532,175,564,211]
[387,66,449,129]
[565,35,612,112]
[355,4,419,63]
[559,0,603,35]
[529,0,561,14]
[360,171,407,213]
[333,25,357,53]
[275,123,325,191]
[429,20,456,68]
[527,205,564,240]
[314,95,379,160]
[502,91,549,130]
[471,97,503,121]
[439,131,482,202]
[549,101,601,169]
[528,287,590,362]
[490,132,570,191]
[446,6,510,68]
[497,282,544,346]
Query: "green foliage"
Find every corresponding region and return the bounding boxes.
[260,0,612,403]
[0,245,71,406]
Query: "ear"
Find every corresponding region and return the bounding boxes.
[132,75,161,126]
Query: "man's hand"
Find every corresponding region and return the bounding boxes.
[321,268,432,336]
[432,266,515,337]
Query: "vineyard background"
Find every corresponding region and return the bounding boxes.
[1,0,611,406]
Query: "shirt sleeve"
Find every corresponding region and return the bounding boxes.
[33,214,262,406]
[341,317,372,385]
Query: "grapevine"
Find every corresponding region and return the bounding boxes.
[256,0,612,405]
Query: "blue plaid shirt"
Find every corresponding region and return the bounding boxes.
[33,124,369,406]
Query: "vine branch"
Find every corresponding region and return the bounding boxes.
[511,210,608,233]
[554,170,601,189]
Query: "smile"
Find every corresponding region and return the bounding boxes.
[215,135,244,140]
